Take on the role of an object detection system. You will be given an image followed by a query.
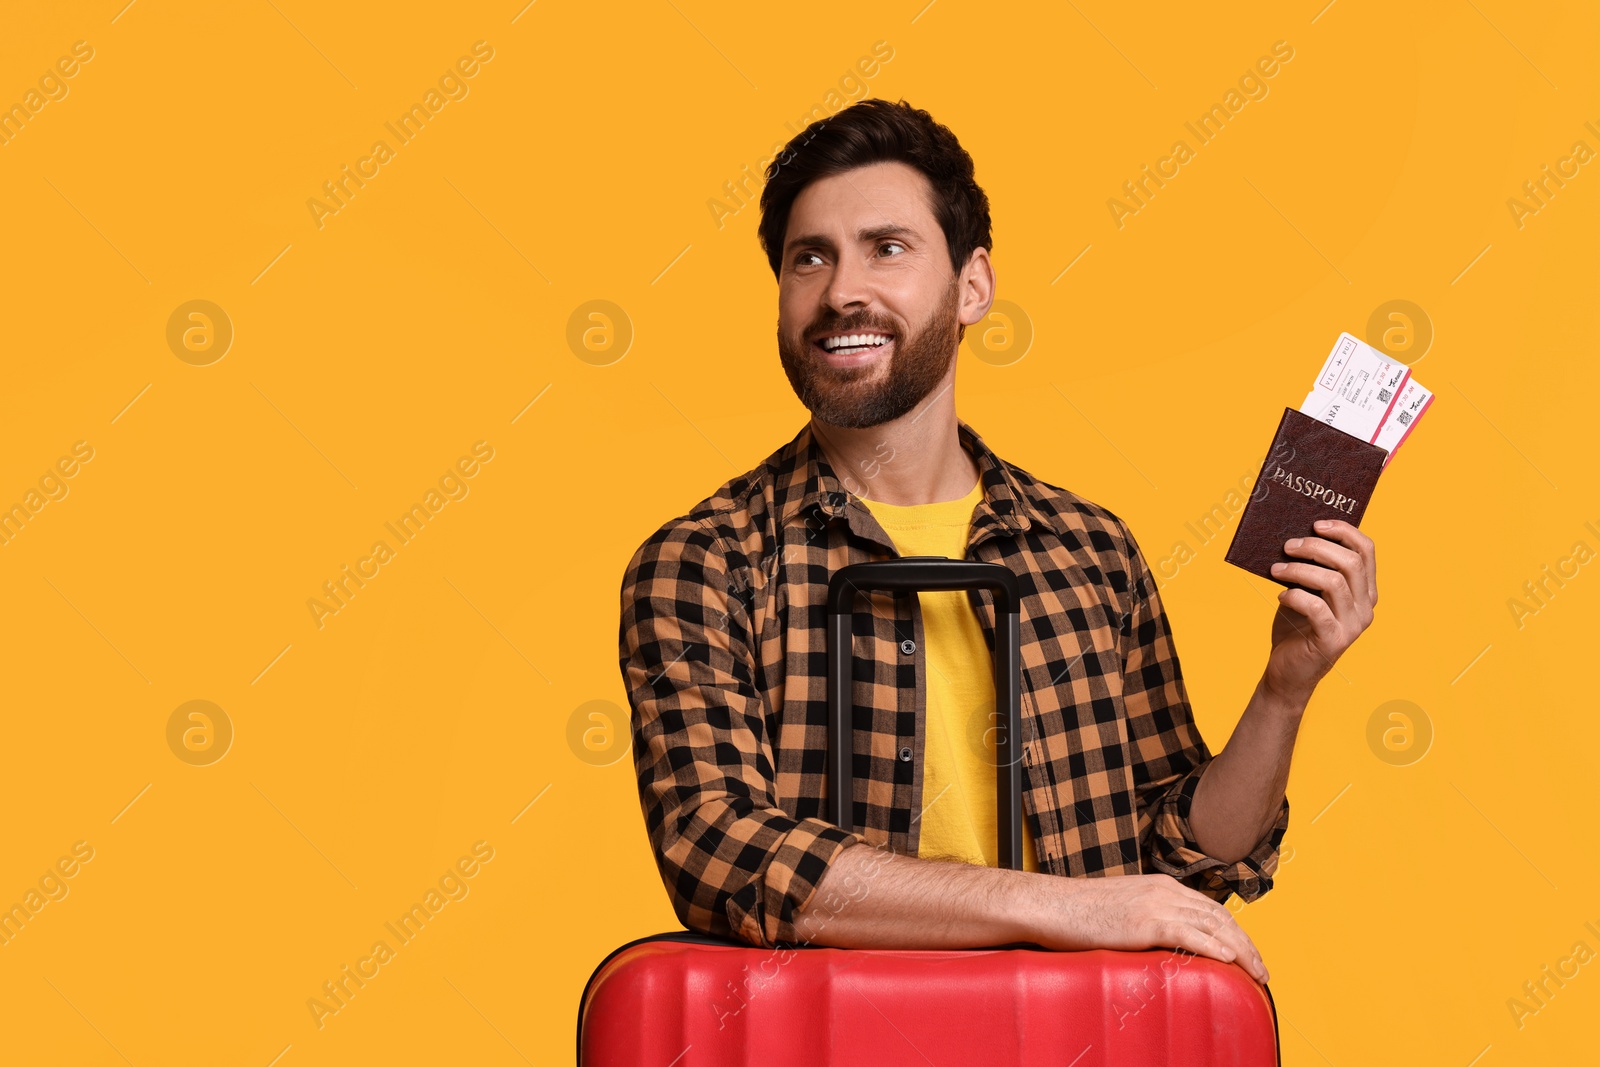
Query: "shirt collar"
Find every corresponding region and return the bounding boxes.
[773,417,1044,538]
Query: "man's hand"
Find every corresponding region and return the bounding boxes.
[1034,873,1269,984]
[1264,518,1377,701]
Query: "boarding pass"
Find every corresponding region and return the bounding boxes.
[1299,332,1431,466]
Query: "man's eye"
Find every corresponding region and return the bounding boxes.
[795,251,823,267]
[879,242,905,256]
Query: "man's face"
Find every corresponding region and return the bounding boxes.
[775,161,970,429]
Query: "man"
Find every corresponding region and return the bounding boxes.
[617,99,1377,986]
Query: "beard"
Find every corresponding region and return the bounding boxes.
[777,282,962,430]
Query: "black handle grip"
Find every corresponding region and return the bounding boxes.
[824,555,1025,870]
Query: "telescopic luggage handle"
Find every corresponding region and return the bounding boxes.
[824,555,1026,871]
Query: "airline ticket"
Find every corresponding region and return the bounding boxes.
[1371,378,1433,465]
[1299,332,1410,444]
[1297,331,1432,466]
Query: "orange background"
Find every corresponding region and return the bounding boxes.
[0,1,1594,1063]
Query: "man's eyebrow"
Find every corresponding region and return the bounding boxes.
[784,224,922,256]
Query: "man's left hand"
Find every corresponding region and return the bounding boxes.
[1264,518,1377,702]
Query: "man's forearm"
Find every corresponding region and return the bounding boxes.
[793,843,1042,949]
[786,834,1273,980]
[1187,672,1308,864]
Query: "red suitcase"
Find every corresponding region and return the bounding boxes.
[584,557,1281,1064]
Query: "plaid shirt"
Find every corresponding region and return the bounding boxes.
[618,417,1288,949]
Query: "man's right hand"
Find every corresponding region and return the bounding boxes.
[1033,872,1269,984]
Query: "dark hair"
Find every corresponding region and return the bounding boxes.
[757,98,992,281]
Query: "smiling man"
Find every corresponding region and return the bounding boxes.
[618,99,1378,984]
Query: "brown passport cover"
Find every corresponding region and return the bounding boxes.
[1224,406,1388,585]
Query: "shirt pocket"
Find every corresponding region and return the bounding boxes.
[1022,571,1131,762]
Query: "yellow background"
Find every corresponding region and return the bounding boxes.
[0,1,1594,1063]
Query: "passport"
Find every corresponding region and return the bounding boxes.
[1224,405,1389,585]
[1226,332,1435,585]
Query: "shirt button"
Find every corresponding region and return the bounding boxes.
[898,746,913,761]
[899,639,916,655]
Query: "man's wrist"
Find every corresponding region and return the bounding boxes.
[994,867,1075,946]
[1257,670,1313,719]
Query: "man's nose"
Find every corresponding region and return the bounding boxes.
[823,252,872,313]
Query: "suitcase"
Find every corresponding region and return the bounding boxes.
[583,556,1281,1065]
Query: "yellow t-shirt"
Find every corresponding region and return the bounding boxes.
[856,478,1040,873]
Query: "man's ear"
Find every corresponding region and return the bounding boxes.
[957,245,995,330]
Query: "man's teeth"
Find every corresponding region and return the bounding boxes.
[821,333,892,352]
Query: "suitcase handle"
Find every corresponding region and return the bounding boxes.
[825,556,1026,870]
